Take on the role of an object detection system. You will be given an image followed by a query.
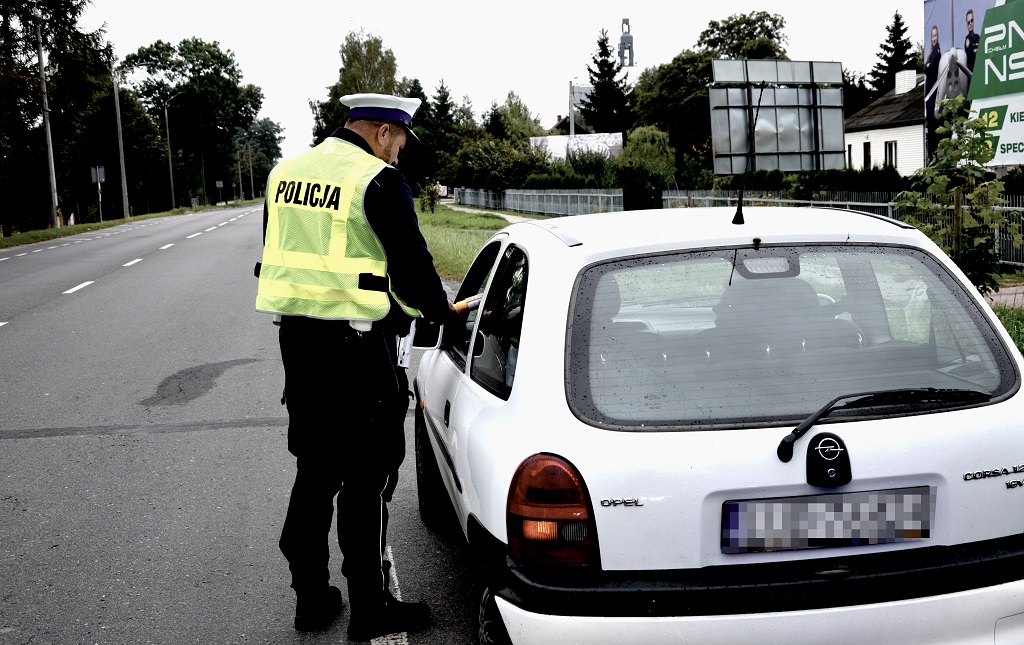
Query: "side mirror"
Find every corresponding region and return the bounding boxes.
[412,320,442,349]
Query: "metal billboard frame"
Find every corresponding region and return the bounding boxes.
[710,59,846,175]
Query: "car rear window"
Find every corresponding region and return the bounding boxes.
[567,244,1018,429]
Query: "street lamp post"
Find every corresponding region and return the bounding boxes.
[569,79,575,138]
[112,66,130,217]
[36,18,59,228]
[163,93,181,210]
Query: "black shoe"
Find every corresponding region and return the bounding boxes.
[346,593,432,641]
[294,585,344,632]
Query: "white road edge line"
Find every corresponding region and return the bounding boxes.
[63,281,94,294]
[371,545,409,645]
[123,259,143,267]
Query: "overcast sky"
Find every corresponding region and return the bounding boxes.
[80,0,925,159]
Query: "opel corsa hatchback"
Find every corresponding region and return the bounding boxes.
[412,207,1024,645]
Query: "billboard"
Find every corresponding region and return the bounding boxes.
[709,59,846,174]
[926,0,1024,165]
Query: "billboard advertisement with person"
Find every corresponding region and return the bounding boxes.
[924,0,996,162]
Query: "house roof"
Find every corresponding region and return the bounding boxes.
[844,74,925,132]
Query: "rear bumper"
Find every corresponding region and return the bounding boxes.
[479,530,1024,643]
[497,580,1024,645]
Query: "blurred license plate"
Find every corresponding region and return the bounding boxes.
[721,486,931,554]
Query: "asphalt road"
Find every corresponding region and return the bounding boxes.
[0,206,476,644]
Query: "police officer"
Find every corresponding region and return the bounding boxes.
[256,93,459,640]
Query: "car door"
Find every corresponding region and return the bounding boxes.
[446,244,530,521]
[418,238,504,520]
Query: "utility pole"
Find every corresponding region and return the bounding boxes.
[248,144,255,200]
[36,19,59,228]
[163,93,180,210]
[112,66,130,217]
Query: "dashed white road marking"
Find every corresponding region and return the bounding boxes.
[123,259,143,267]
[186,232,202,239]
[160,244,174,250]
[204,226,217,232]
[15,253,27,257]
[0,257,8,262]
[0,322,8,328]
[371,545,409,645]
[63,281,94,294]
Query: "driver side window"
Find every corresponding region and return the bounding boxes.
[446,240,502,367]
[470,246,528,399]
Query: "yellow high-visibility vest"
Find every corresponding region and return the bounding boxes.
[255,137,419,320]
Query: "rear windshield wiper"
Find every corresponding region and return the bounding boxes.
[776,388,992,463]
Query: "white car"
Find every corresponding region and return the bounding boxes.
[412,206,1024,645]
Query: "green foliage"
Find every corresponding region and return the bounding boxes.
[419,182,440,213]
[122,38,264,208]
[455,137,548,194]
[578,29,633,134]
[615,126,676,191]
[696,11,788,59]
[843,68,875,118]
[522,150,615,190]
[868,12,917,96]
[895,96,1022,295]
[309,30,398,144]
[482,91,544,149]
[993,305,1024,353]
[416,204,508,280]
[777,166,911,199]
[235,118,284,200]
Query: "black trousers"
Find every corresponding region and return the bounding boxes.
[276,316,409,605]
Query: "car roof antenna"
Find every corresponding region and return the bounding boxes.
[733,83,767,226]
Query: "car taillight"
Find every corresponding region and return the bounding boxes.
[507,454,600,568]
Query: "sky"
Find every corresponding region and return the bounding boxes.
[80,0,925,160]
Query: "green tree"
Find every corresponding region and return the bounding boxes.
[455,137,548,194]
[615,125,676,191]
[578,29,632,134]
[0,0,113,233]
[122,38,263,208]
[843,68,875,117]
[310,31,398,145]
[631,12,788,189]
[895,96,1021,295]
[481,92,544,149]
[235,117,284,200]
[697,11,788,59]
[867,12,916,97]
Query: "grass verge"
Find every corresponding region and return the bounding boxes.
[994,304,1024,353]
[417,204,509,280]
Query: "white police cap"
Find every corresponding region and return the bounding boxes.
[341,93,422,141]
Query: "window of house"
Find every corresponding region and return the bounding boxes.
[863,142,871,169]
[885,141,898,168]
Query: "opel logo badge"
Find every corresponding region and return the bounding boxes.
[815,436,844,461]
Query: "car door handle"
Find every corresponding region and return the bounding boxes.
[444,400,451,427]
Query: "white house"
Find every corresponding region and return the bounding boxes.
[844,69,925,176]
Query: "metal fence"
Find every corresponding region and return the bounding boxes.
[460,188,623,216]
[456,188,1024,266]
